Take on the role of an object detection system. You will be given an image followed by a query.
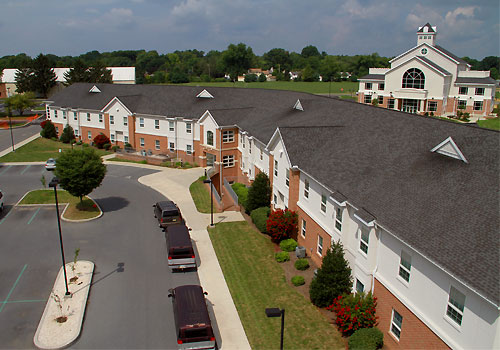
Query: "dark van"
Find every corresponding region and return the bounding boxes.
[166,224,196,271]
[153,200,184,228]
[168,285,216,350]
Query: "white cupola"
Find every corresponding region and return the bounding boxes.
[417,23,437,47]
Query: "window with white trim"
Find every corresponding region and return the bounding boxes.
[473,101,483,111]
[140,138,144,147]
[364,95,372,104]
[458,100,467,109]
[446,286,465,326]
[273,194,277,204]
[223,130,234,143]
[155,140,160,150]
[304,179,309,198]
[62,111,67,120]
[378,96,383,105]
[73,112,77,121]
[274,160,278,177]
[365,82,372,90]
[317,235,323,255]
[207,131,214,146]
[74,129,79,137]
[186,144,192,155]
[87,131,92,140]
[223,155,234,168]
[321,194,327,213]
[110,133,115,142]
[260,149,263,160]
[285,169,289,187]
[391,309,403,340]
[242,136,245,148]
[379,83,384,91]
[388,99,395,109]
[87,113,90,121]
[399,251,412,282]
[428,101,437,112]
[169,121,174,132]
[301,219,306,237]
[355,279,364,293]
[99,114,103,123]
[335,207,342,231]
[155,120,159,129]
[169,142,174,152]
[139,117,144,127]
[360,229,369,254]
[123,117,128,126]
[186,123,191,133]
[458,87,468,95]
[124,135,129,143]
[475,87,485,96]
[249,140,252,153]
[110,115,114,125]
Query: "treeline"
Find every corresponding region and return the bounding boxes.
[1,43,498,84]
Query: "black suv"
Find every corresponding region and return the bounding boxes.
[153,201,184,229]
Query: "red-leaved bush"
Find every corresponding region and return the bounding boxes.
[93,133,110,149]
[266,209,297,243]
[327,292,378,336]
[40,120,47,129]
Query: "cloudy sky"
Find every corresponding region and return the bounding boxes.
[1,0,498,59]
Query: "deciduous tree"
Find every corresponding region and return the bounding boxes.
[222,43,255,81]
[31,54,57,97]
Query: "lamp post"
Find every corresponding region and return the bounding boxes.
[49,177,71,296]
[8,108,14,152]
[266,308,285,350]
[203,178,214,227]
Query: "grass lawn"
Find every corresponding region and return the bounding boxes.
[20,189,100,220]
[477,118,500,131]
[0,138,111,162]
[107,157,147,164]
[209,221,344,350]
[189,176,220,213]
[176,81,358,94]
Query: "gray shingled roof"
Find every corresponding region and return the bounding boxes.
[417,56,451,75]
[455,77,497,85]
[417,23,435,33]
[359,74,385,80]
[434,45,469,66]
[49,83,500,306]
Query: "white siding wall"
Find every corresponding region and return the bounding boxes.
[377,230,500,350]
[105,101,129,142]
[269,138,291,209]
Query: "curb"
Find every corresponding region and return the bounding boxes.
[33,261,94,349]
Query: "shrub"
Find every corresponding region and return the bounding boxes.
[327,292,378,336]
[250,206,270,233]
[40,120,47,129]
[82,143,89,148]
[111,145,120,152]
[60,124,75,143]
[140,160,147,164]
[348,327,383,350]
[310,240,352,307]
[280,238,298,252]
[291,276,305,286]
[258,73,267,82]
[175,161,182,167]
[76,140,82,145]
[295,258,310,271]
[41,120,57,139]
[266,209,298,243]
[93,133,110,149]
[103,143,111,150]
[232,183,249,209]
[275,251,290,263]
[124,142,132,149]
[246,172,271,213]
[244,73,258,82]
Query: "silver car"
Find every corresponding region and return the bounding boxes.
[45,158,56,171]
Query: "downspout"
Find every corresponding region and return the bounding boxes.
[175,118,178,160]
[219,126,222,197]
[371,225,380,294]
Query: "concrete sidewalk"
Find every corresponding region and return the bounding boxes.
[137,166,251,350]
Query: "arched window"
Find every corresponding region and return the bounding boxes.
[207,131,214,146]
[402,68,425,89]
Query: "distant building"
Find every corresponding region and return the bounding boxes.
[358,23,496,117]
[0,66,135,97]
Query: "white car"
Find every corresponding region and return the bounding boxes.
[45,158,56,171]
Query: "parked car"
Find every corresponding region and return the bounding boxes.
[45,158,56,171]
[0,189,4,212]
[153,200,184,229]
[168,285,216,350]
[165,224,196,271]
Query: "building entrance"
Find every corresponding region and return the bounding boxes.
[402,99,419,113]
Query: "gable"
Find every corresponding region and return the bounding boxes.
[390,44,459,75]
[101,97,132,115]
[430,136,468,163]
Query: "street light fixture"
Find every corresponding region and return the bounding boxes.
[203,177,214,227]
[265,307,285,350]
[48,177,71,296]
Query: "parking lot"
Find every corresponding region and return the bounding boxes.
[0,164,202,349]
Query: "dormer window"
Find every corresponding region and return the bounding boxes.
[430,137,467,163]
[293,99,304,111]
[89,85,101,93]
[196,89,214,98]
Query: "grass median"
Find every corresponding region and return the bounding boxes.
[208,221,344,350]
[189,176,220,213]
[20,189,100,220]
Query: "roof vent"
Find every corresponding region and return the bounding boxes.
[293,99,303,111]
[197,89,214,98]
[89,85,101,93]
[430,136,467,163]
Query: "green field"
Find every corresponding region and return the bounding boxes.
[176,81,358,95]
[209,221,344,350]
[477,118,500,131]
[0,138,111,162]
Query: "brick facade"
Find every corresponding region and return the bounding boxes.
[374,279,450,350]
[296,206,332,268]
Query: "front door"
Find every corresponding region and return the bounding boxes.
[206,153,216,167]
[402,99,418,114]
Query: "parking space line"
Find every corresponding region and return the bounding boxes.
[27,207,41,225]
[0,165,12,176]
[0,209,13,225]
[0,264,27,313]
[20,165,31,175]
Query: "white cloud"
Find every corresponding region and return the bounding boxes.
[444,6,477,27]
